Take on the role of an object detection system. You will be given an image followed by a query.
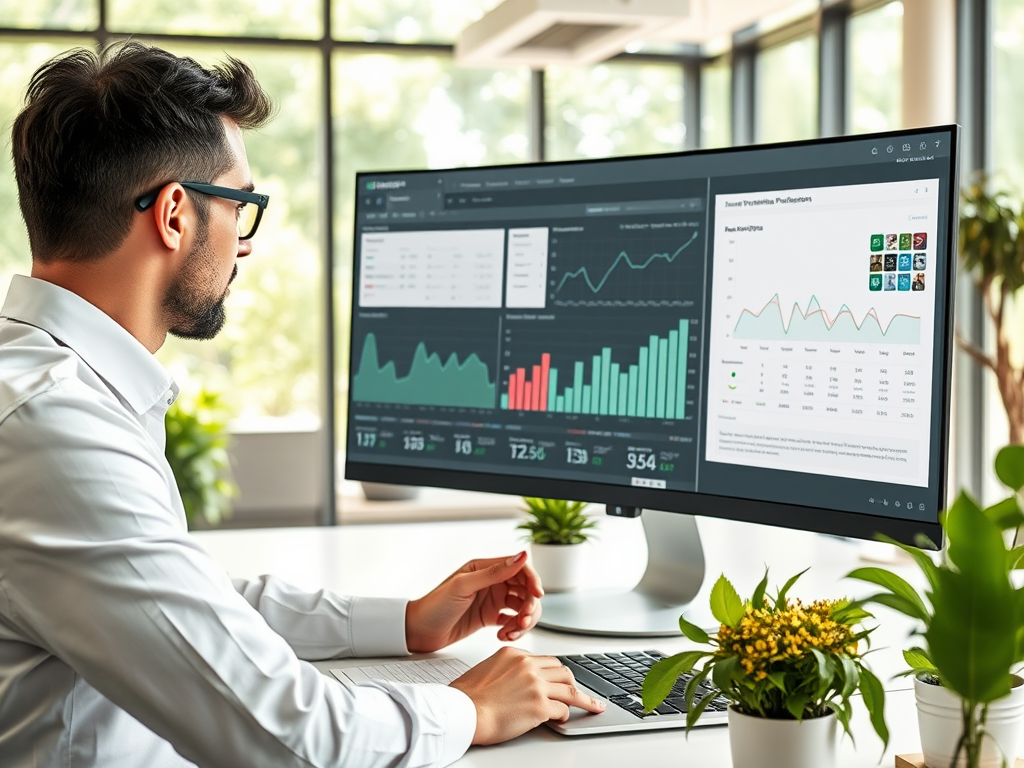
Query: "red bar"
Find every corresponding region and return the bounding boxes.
[531,365,541,410]
[514,368,526,409]
[540,353,551,412]
[523,381,533,411]
[507,373,517,410]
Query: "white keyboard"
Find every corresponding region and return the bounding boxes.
[330,657,471,687]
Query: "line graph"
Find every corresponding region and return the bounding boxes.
[554,230,701,295]
[733,294,921,344]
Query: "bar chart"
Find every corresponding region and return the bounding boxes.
[500,319,691,419]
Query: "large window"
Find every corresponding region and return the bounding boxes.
[700,56,731,149]
[545,62,685,161]
[756,34,818,144]
[848,2,903,134]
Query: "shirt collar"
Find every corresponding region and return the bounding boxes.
[1,274,176,415]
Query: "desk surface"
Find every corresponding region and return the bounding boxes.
[193,514,928,768]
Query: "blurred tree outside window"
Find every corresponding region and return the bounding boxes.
[756,34,818,144]
[107,0,321,38]
[848,2,903,135]
[701,57,731,148]
[986,0,1024,499]
[0,0,96,30]
[545,62,685,161]
[331,52,530,424]
[333,0,500,43]
[0,41,68,297]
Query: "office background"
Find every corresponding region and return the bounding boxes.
[0,0,1020,527]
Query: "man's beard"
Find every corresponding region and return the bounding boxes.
[165,226,235,341]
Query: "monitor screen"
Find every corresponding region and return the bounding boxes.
[344,127,959,547]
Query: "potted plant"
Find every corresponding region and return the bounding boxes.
[957,181,1024,444]
[164,388,238,530]
[847,444,1024,768]
[516,497,596,592]
[641,570,888,768]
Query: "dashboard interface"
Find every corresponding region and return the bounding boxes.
[345,128,957,531]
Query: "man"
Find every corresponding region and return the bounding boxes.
[0,43,604,768]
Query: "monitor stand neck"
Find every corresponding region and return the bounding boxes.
[537,510,713,637]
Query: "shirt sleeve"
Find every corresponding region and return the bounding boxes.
[0,384,476,768]
[230,576,410,660]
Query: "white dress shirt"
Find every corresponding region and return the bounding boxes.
[0,275,475,768]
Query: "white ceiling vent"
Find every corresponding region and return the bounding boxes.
[455,0,692,67]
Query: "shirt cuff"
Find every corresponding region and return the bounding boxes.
[349,596,409,657]
[422,684,477,767]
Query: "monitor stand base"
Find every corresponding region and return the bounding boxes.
[537,511,711,637]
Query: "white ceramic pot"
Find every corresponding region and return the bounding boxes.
[916,675,1024,768]
[528,542,586,592]
[727,706,837,768]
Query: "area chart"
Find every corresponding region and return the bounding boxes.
[352,333,496,408]
[500,320,690,419]
[733,295,921,345]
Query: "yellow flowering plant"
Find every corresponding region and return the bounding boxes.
[641,571,888,748]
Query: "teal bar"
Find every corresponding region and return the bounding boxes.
[637,349,648,415]
[573,362,584,413]
[548,368,559,411]
[656,338,668,418]
[646,335,659,418]
[591,355,601,415]
[582,385,592,414]
[627,365,639,416]
[563,387,573,413]
[677,320,689,419]
[600,348,611,415]
[666,331,678,419]
[556,395,565,412]
[500,393,509,410]
[609,363,620,416]
[618,372,628,415]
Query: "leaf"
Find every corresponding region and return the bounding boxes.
[766,671,787,693]
[785,691,810,721]
[846,567,929,622]
[710,575,745,628]
[776,568,809,607]
[858,666,890,751]
[825,699,853,742]
[750,568,769,610]
[860,591,930,622]
[995,445,1024,492]
[685,689,719,732]
[678,615,710,644]
[683,665,711,711]
[927,493,1017,703]
[1009,546,1024,570]
[641,651,706,712]
[984,497,1024,531]
[711,654,740,695]
[903,647,936,672]
[838,654,859,699]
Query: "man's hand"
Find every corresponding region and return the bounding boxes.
[450,647,606,744]
[405,551,543,653]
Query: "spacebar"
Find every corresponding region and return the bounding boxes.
[558,657,627,697]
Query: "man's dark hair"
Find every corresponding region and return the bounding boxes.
[11,42,273,263]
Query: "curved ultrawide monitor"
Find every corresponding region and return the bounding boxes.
[344,126,959,547]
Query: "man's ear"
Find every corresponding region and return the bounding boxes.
[151,183,192,251]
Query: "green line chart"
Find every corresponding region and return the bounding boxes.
[352,333,496,408]
[733,294,921,344]
[554,230,701,295]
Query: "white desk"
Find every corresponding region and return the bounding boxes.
[193,514,928,767]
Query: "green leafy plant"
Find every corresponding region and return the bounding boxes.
[516,497,596,545]
[641,571,888,750]
[847,444,1024,768]
[165,389,237,529]
[958,181,1024,445]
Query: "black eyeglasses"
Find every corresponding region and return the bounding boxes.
[135,181,270,240]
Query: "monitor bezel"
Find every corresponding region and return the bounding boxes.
[344,125,960,549]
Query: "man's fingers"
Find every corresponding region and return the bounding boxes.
[548,681,607,715]
[454,552,529,594]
